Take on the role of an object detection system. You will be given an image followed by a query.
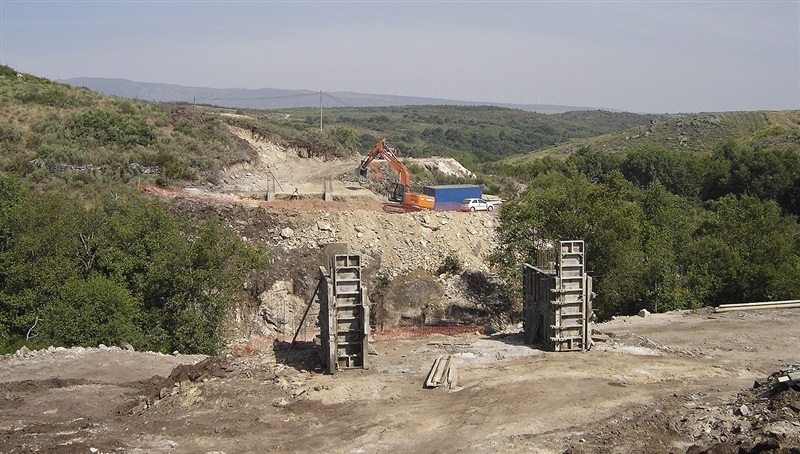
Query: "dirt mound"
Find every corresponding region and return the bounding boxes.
[682,368,800,453]
[121,355,277,416]
[128,356,231,405]
[0,377,94,394]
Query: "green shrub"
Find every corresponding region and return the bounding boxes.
[17,84,90,108]
[0,65,17,78]
[435,252,464,276]
[68,108,156,148]
[40,275,143,347]
[0,123,21,143]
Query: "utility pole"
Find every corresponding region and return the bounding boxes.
[319,90,323,133]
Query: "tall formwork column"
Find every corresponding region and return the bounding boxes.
[523,240,592,352]
[550,240,589,351]
[318,253,370,373]
[523,263,555,345]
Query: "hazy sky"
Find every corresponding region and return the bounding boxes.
[1,1,798,113]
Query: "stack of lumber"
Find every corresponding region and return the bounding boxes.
[714,299,800,313]
[425,355,458,389]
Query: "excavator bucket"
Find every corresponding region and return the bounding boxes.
[355,166,368,179]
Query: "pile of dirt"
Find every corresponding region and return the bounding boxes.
[120,354,279,416]
[682,367,800,453]
[413,156,477,179]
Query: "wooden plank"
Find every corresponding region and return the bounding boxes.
[717,299,800,309]
[433,356,451,386]
[425,356,443,388]
[715,301,800,312]
[447,362,458,389]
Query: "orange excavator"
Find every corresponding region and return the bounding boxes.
[357,139,435,212]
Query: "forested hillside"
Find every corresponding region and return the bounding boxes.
[490,124,800,319]
[0,66,271,354]
[235,105,658,168]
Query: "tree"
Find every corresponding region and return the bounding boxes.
[0,193,84,349]
[40,275,142,347]
[492,172,647,319]
[691,195,800,305]
[635,182,700,312]
[620,146,704,199]
[0,186,269,354]
[567,146,622,183]
[703,141,800,215]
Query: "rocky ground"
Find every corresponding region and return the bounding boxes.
[1,308,798,453]
[140,127,507,341]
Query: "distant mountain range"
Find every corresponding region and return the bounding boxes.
[59,77,606,114]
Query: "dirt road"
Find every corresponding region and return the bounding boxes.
[2,308,798,453]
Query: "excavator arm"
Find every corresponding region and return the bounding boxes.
[356,139,435,211]
[357,139,410,185]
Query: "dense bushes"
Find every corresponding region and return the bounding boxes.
[492,143,800,319]
[68,108,156,148]
[0,176,268,354]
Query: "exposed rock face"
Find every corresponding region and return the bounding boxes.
[378,269,445,327]
[169,198,508,336]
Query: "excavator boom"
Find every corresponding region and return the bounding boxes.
[357,139,434,211]
[358,140,410,184]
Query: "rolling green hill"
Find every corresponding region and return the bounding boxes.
[0,66,254,197]
[503,110,800,164]
[0,65,661,197]
[236,105,659,168]
[3,65,796,199]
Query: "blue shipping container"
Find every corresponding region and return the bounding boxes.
[422,184,482,211]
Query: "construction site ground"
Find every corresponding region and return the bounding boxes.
[2,308,799,453]
[2,129,798,453]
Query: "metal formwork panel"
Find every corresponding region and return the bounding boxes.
[523,263,555,345]
[523,240,592,352]
[551,240,587,351]
[319,254,369,373]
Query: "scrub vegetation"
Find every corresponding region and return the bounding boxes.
[0,176,268,354]
[1,64,799,352]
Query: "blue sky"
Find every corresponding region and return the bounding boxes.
[1,1,798,113]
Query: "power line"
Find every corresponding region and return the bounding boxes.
[321,92,353,107]
[194,92,318,102]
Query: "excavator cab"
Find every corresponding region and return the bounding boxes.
[389,183,406,203]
